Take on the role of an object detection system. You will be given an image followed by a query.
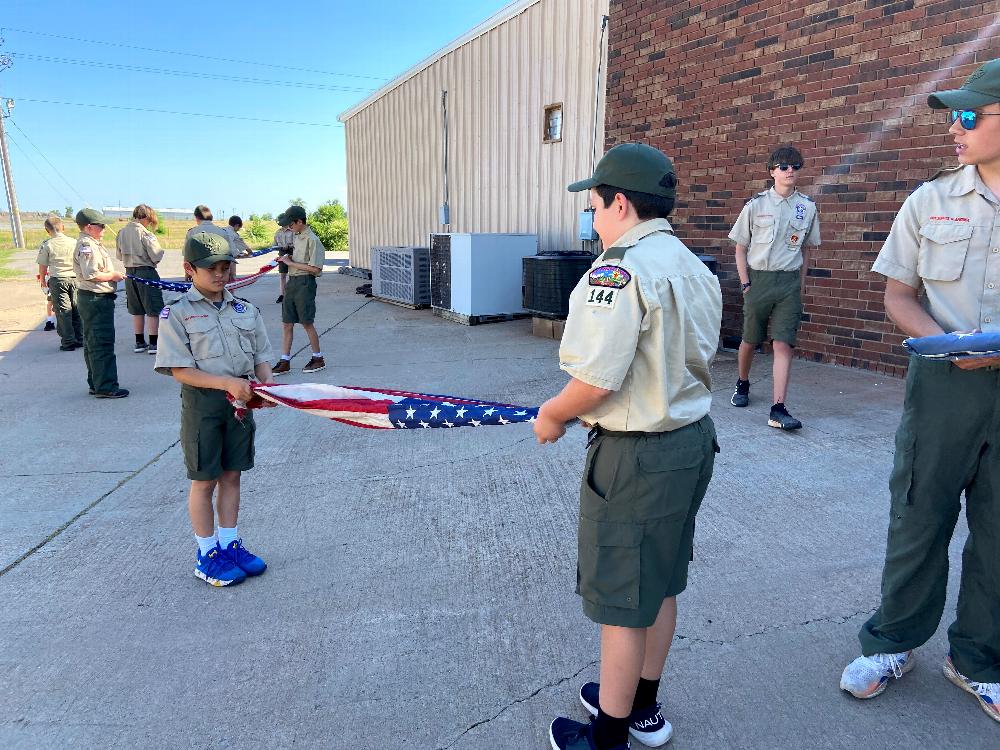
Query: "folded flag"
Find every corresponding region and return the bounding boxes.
[125,260,278,293]
[904,331,1000,358]
[237,383,538,429]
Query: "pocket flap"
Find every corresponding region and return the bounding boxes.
[918,223,973,244]
[184,317,217,334]
[230,317,255,331]
[638,446,703,472]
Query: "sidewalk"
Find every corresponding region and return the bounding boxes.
[0,266,988,750]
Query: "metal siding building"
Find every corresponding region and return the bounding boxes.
[338,0,610,270]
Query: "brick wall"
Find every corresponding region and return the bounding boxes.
[605,0,999,376]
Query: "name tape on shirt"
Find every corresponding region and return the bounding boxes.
[585,287,618,309]
[589,265,631,289]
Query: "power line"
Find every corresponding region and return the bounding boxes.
[0,96,344,128]
[8,52,377,94]
[4,130,77,207]
[2,26,389,82]
[7,118,88,205]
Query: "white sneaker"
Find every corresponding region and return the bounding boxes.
[943,655,1000,723]
[840,651,914,698]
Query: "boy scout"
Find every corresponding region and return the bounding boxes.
[116,204,165,355]
[728,145,820,430]
[535,143,722,750]
[273,205,326,375]
[154,232,274,587]
[36,215,83,351]
[273,212,294,304]
[73,208,128,399]
[840,58,1000,724]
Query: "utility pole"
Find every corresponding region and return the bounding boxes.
[0,98,24,248]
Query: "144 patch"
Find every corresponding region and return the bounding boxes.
[585,287,618,309]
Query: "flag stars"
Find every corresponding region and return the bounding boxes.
[429,406,441,420]
[405,407,416,419]
[456,407,467,418]
[419,421,430,428]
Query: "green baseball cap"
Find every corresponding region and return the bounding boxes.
[568,143,677,198]
[75,207,113,228]
[285,205,307,222]
[184,231,234,268]
[276,212,290,227]
[928,58,1000,110]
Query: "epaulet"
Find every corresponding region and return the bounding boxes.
[233,296,251,305]
[747,191,767,204]
[800,193,814,202]
[165,296,184,306]
[927,165,963,182]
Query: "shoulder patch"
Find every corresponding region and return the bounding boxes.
[589,265,632,289]
[160,306,170,319]
[231,301,247,314]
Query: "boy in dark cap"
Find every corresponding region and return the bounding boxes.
[535,143,722,750]
[273,205,326,375]
[154,232,275,587]
[840,58,1000,724]
[273,212,294,304]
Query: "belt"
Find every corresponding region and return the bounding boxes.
[126,266,154,271]
[587,423,665,446]
[77,289,114,296]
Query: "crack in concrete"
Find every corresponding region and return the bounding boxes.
[0,470,133,478]
[673,606,879,647]
[289,300,372,359]
[435,659,598,750]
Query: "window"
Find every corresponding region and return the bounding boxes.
[543,103,563,143]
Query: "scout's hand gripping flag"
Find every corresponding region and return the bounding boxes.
[235,383,539,429]
[125,260,279,293]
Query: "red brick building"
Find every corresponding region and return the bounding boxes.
[605,0,999,375]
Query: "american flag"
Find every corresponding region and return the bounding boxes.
[904,331,1000,358]
[239,383,538,429]
[125,260,278,293]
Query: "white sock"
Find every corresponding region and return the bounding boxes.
[281,354,291,361]
[218,526,238,549]
[312,352,322,358]
[195,533,217,556]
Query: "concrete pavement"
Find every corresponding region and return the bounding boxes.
[0,260,993,749]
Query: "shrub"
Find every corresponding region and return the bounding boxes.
[309,200,348,251]
[244,218,270,245]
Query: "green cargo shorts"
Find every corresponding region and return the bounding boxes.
[577,415,719,628]
[124,266,165,317]
[742,269,802,346]
[180,385,255,481]
[282,275,317,324]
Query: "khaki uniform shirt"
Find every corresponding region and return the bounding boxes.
[73,234,123,294]
[154,287,273,378]
[224,226,251,256]
[559,219,723,432]
[273,227,295,250]
[35,233,77,278]
[728,188,821,271]
[289,227,326,277]
[116,220,165,268]
[872,165,1000,333]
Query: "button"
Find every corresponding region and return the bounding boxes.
[995,248,1000,253]
[987,317,993,324]
[991,284,996,289]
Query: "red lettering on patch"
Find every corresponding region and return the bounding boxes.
[928,216,970,222]
[183,315,210,321]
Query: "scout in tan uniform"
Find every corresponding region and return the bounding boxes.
[273,204,326,375]
[536,144,722,750]
[155,231,275,587]
[840,59,1000,724]
[273,212,294,304]
[225,215,252,257]
[73,208,128,399]
[728,145,821,430]
[36,215,83,350]
[116,204,165,355]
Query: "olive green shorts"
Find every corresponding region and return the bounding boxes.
[124,266,165,317]
[180,385,255,481]
[577,415,719,628]
[282,275,317,324]
[742,269,802,346]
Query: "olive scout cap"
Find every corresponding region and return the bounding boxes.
[75,207,113,228]
[184,231,234,268]
[928,58,1000,110]
[285,205,307,222]
[276,212,290,227]
[568,143,677,198]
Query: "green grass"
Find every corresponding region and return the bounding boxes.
[0,246,21,278]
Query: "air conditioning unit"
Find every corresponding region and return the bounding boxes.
[371,246,431,307]
[523,252,594,318]
[430,233,538,323]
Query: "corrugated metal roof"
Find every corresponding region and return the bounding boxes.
[337,0,541,122]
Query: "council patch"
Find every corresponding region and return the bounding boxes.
[589,265,631,289]
[160,306,170,319]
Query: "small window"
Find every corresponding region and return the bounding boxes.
[543,103,563,143]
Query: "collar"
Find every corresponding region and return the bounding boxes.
[187,285,234,305]
[768,187,797,204]
[605,218,675,251]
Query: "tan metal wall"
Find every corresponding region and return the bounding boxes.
[342,0,609,269]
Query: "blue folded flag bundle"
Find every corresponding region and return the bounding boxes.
[904,331,1000,358]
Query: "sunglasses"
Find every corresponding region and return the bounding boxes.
[949,110,1000,130]
[771,163,802,172]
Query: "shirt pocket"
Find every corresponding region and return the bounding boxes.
[231,317,257,355]
[186,319,224,361]
[916,223,973,281]
[750,217,775,248]
[786,219,808,248]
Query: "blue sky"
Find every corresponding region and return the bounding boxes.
[0,0,513,217]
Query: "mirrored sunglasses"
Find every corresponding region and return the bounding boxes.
[771,163,802,172]
[949,110,1000,130]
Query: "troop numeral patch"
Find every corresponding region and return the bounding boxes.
[585,287,618,309]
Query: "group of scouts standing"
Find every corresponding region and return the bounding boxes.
[535,59,1000,750]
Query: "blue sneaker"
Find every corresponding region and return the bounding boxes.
[195,547,246,587]
[580,682,673,746]
[220,539,267,576]
[549,717,628,750]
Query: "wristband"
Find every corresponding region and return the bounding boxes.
[741,281,751,291]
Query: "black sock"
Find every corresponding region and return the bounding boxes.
[593,708,629,749]
[632,677,660,711]
[135,334,146,346]
[772,401,786,411]
[149,334,158,347]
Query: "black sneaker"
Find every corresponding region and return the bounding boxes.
[133,343,148,353]
[94,388,130,399]
[43,320,55,331]
[731,378,750,407]
[59,344,77,351]
[275,295,284,304]
[549,717,628,750]
[580,681,672,747]
[768,403,802,430]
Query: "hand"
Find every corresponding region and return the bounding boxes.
[953,354,1000,371]
[534,412,567,444]
[741,283,751,295]
[112,272,126,281]
[225,377,254,403]
[275,255,288,265]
